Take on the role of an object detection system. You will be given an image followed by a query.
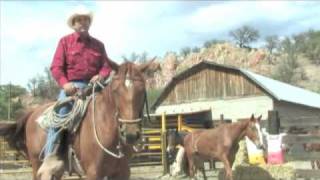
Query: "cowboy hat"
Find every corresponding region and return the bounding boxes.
[67,5,93,29]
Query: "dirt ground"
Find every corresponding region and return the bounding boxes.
[0,166,223,180]
[0,162,312,180]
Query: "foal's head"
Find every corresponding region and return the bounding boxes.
[245,114,264,149]
[110,60,156,144]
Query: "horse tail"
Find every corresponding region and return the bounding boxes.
[0,110,33,153]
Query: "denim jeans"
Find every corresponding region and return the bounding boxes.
[44,81,88,157]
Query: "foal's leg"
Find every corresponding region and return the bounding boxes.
[221,154,233,180]
[209,160,216,169]
[311,160,316,169]
[200,163,207,180]
[187,156,196,180]
[316,160,320,169]
[228,151,237,170]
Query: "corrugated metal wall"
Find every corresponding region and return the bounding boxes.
[162,68,264,105]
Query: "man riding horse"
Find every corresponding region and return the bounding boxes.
[43,5,112,175]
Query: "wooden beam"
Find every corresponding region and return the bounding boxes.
[295,169,320,178]
[281,117,320,128]
[283,134,320,144]
[178,115,182,131]
[285,152,320,161]
[267,110,280,134]
[161,112,169,175]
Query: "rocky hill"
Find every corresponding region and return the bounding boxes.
[148,43,320,93]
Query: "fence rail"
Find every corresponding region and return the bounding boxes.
[268,110,320,178]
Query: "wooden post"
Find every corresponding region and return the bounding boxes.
[178,114,182,131]
[8,83,11,121]
[220,114,224,126]
[161,112,169,174]
[268,110,280,135]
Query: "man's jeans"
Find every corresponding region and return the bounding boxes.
[44,81,88,157]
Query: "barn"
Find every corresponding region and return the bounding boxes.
[151,60,320,124]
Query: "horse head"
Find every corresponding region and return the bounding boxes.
[245,114,265,150]
[110,58,157,145]
[167,129,179,154]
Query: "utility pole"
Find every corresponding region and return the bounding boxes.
[8,82,11,120]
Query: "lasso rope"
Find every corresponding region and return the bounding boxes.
[38,97,87,131]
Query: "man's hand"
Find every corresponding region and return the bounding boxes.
[90,74,102,83]
[63,82,77,95]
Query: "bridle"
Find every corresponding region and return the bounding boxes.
[90,74,147,158]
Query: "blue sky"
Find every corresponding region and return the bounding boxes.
[1,1,320,88]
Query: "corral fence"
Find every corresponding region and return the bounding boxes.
[0,110,225,177]
[268,110,320,179]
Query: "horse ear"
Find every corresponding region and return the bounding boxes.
[108,59,119,71]
[250,114,255,121]
[137,56,158,73]
[257,115,262,122]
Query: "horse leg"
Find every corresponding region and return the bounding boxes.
[209,160,216,170]
[316,160,320,169]
[228,150,237,170]
[200,163,207,180]
[221,155,233,180]
[110,159,130,180]
[30,158,41,180]
[187,156,196,180]
[311,160,315,169]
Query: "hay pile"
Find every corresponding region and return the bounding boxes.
[234,164,295,180]
[232,140,295,180]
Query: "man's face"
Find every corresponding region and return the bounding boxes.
[72,15,91,33]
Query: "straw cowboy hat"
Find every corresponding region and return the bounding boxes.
[67,5,93,28]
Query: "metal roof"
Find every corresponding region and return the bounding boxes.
[152,61,320,110]
[240,69,320,109]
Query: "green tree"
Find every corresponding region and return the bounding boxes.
[203,39,225,48]
[229,25,260,48]
[146,88,162,113]
[272,37,305,84]
[0,84,27,120]
[192,47,200,53]
[180,47,191,57]
[304,30,320,64]
[265,35,279,55]
[27,67,59,100]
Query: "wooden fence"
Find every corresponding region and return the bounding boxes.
[268,110,320,179]
[1,111,226,177]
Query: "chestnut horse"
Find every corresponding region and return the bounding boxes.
[167,115,264,180]
[0,60,156,180]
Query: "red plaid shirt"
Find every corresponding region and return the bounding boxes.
[50,32,112,87]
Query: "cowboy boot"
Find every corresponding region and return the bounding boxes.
[38,131,65,179]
